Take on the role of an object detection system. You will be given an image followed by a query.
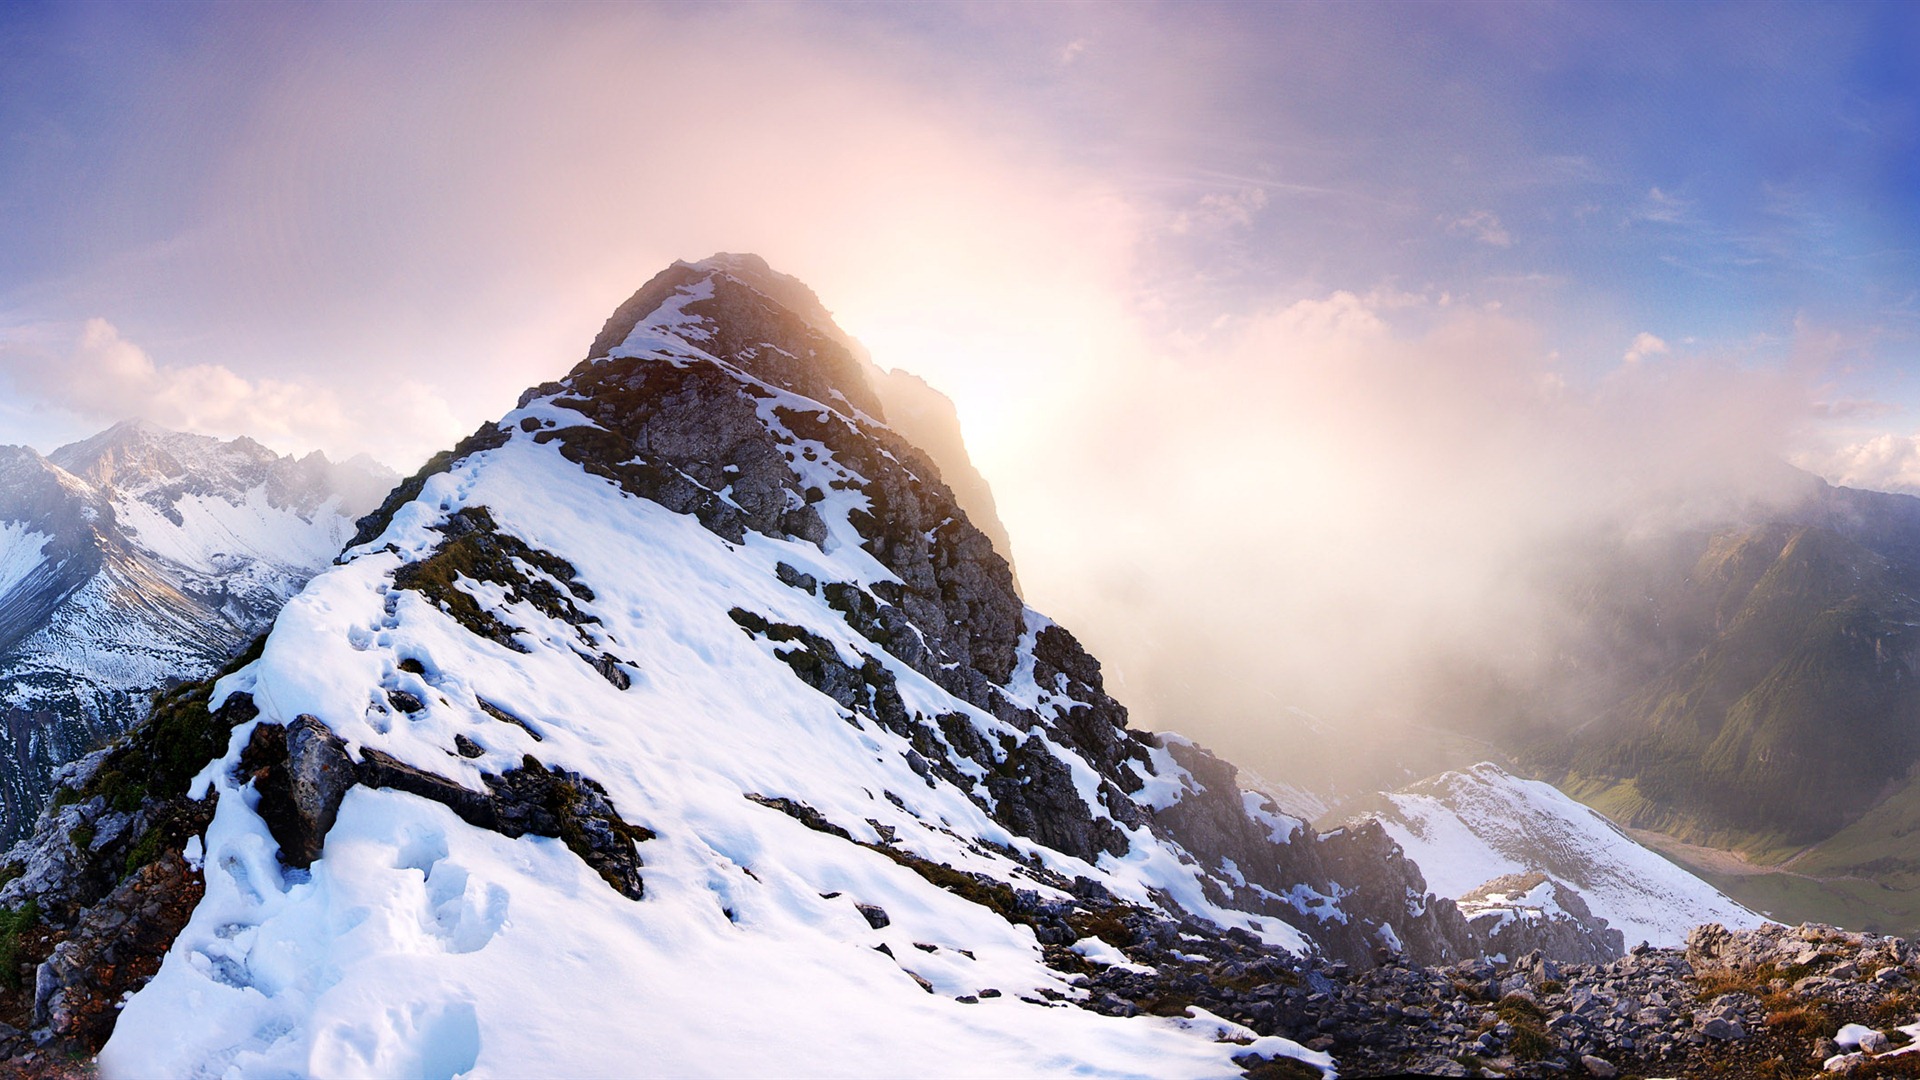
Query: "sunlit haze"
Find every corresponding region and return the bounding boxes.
[3,2,1917,777]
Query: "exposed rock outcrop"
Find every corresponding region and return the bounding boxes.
[1461,873,1624,967]
[0,651,250,1058]
[239,718,653,899]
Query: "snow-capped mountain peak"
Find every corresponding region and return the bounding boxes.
[1352,761,1766,949]
[0,423,394,841]
[6,254,1600,1076]
[3,258,1669,1076]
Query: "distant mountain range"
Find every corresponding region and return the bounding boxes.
[1359,473,1920,930]
[0,421,392,839]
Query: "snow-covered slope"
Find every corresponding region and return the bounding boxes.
[0,424,393,840]
[109,446,1326,1077]
[1357,762,1766,948]
[72,255,1594,1077]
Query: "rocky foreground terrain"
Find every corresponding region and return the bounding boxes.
[918,910,1920,1078]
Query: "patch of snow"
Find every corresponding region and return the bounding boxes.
[1364,762,1765,948]
[1135,738,1197,811]
[1242,791,1303,845]
[0,522,51,603]
[1836,1023,1880,1050]
[1071,936,1156,975]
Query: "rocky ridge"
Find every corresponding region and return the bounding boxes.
[1010,912,1920,1077]
[0,255,1707,1075]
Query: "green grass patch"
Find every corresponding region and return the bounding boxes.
[1494,994,1554,1062]
[80,634,267,815]
[0,898,40,991]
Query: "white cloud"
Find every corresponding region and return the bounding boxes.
[1622,331,1669,365]
[0,319,459,466]
[1001,284,1815,751]
[1797,433,1920,496]
[1445,210,1512,247]
[1170,187,1269,234]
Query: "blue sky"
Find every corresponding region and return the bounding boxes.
[2,1,1918,742]
[1,2,1914,450]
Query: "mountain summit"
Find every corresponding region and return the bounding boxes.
[7,257,1617,1076]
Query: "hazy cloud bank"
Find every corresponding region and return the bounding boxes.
[0,319,460,464]
[1000,284,1828,774]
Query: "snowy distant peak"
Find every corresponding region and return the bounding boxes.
[0,422,396,841]
[274,449,400,521]
[51,419,273,489]
[48,420,393,520]
[41,420,396,583]
[1357,761,1765,949]
[0,444,105,535]
[586,253,887,422]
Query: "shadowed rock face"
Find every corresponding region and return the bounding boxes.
[862,367,1018,583]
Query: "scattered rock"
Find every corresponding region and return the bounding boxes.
[1699,1016,1746,1040]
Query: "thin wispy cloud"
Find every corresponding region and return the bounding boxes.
[1622,331,1669,365]
[1635,186,1693,225]
[1170,187,1269,234]
[1445,210,1513,247]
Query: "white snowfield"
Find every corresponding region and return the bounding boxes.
[1365,762,1765,948]
[101,291,1331,1077]
[0,522,50,607]
[111,485,358,584]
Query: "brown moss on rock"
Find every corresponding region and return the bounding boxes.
[392,506,598,651]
